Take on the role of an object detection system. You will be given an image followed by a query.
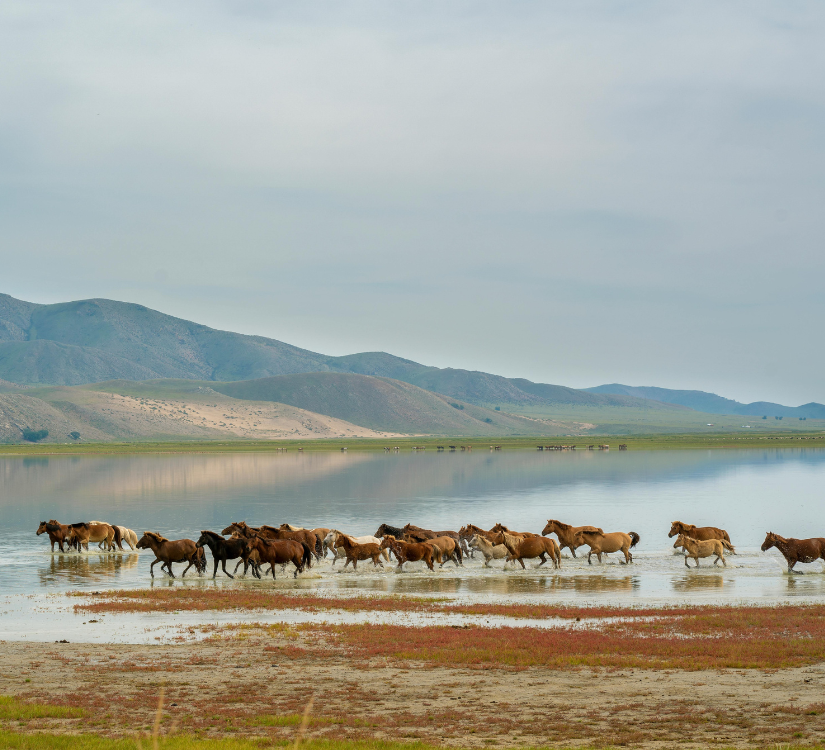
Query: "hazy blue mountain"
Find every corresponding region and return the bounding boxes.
[586,384,825,419]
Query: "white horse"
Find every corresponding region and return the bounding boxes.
[324,530,389,564]
[469,535,510,567]
[91,521,138,551]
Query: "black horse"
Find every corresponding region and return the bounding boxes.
[374,523,405,539]
[195,530,249,579]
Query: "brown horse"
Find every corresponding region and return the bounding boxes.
[334,534,384,571]
[425,536,462,567]
[380,536,434,571]
[674,533,727,567]
[261,526,320,562]
[574,529,639,564]
[761,532,825,573]
[497,532,560,569]
[541,520,604,558]
[668,521,734,552]
[243,535,312,579]
[68,522,121,552]
[490,523,539,538]
[279,524,331,555]
[36,520,71,552]
[403,523,461,544]
[136,532,204,577]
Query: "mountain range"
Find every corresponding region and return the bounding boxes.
[0,293,821,442]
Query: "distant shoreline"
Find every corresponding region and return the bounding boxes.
[1,432,823,455]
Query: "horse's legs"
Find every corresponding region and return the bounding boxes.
[587,551,593,565]
[518,558,526,569]
[150,559,158,578]
[222,559,234,579]
[212,556,219,579]
[537,553,547,567]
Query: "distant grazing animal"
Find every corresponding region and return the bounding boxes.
[36,520,71,553]
[761,532,825,573]
[496,532,560,569]
[380,536,435,572]
[136,532,204,578]
[542,520,603,558]
[574,529,639,564]
[469,534,509,567]
[674,533,727,568]
[333,533,384,571]
[668,522,734,552]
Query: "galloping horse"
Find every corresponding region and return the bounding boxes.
[574,529,639,564]
[379,536,435,571]
[761,532,825,573]
[333,533,384,571]
[374,523,406,539]
[424,536,463,567]
[196,530,249,578]
[668,522,734,552]
[37,520,71,552]
[468,535,509,567]
[242,535,312,579]
[497,532,560,569]
[674,533,727,567]
[490,523,540,538]
[541,520,603,558]
[136,532,204,578]
[324,530,387,565]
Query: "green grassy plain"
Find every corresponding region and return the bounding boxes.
[0,431,823,455]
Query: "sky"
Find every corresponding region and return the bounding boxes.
[1,1,824,405]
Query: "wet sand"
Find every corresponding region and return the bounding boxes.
[2,635,824,748]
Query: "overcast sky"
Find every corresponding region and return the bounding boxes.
[1,1,823,405]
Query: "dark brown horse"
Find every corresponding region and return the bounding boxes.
[243,535,312,579]
[380,536,434,571]
[136,532,204,578]
[668,521,734,552]
[541,520,603,558]
[36,520,71,552]
[334,534,384,571]
[261,525,320,562]
[761,532,825,573]
[402,523,461,543]
[195,530,248,579]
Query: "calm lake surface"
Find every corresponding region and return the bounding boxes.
[2,448,825,605]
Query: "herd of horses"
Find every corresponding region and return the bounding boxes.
[36,517,825,579]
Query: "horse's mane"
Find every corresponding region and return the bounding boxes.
[201,530,223,541]
[70,522,89,529]
[146,531,168,542]
[546,519,569,530]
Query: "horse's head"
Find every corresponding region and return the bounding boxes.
[668,521,691,538]
[374,524,387,538]
[761,532,782,552]
[674,533,688,548]
[36,521,48,535]
[542,520,564,536]
[195,531,214,548]
[379,536,395,550]
[137,531,166,550]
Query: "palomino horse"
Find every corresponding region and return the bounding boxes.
[542,520,604,558]
[332,533,384,571]
[668,521,734,552]
[68,522,121,552]
[379,536,435,571]
[242,535,312,579]
[36,521,71,552]
[674,533,727,567]
[324,530,388,565]
[498,532,560,569]
[136,532,204,577]
[424,536,462,567]
[574,529,639,564]
[469,534,509,567]
[761,532,825,573]
[92,521,139,551]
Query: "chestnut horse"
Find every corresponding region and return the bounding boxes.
[490,523,540,538]
[574,529,639,564]
[380,536,434,571]
[68,522,121,552]
[761,532,825,573]
[243,535,312,579]
[674,534,727,567]
[541,520,603,558]
[36,520,71,552]
[424,536,462,567]
[136,532,204,577]
[333,533,384,571]
[668,522,734,552]
[496,532,560,569]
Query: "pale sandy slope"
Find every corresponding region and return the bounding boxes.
[0,389,403,443]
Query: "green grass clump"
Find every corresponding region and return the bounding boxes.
[0,696,83,720]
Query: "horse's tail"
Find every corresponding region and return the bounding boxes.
[721,539,736,554]
[628,532,640,548]
[300,542,313,571]
[113,525,123,550]
[314,535,323,559]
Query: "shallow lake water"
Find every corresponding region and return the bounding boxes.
[2,448,825,613]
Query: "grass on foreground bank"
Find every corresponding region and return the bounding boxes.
[2,432,824,455]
